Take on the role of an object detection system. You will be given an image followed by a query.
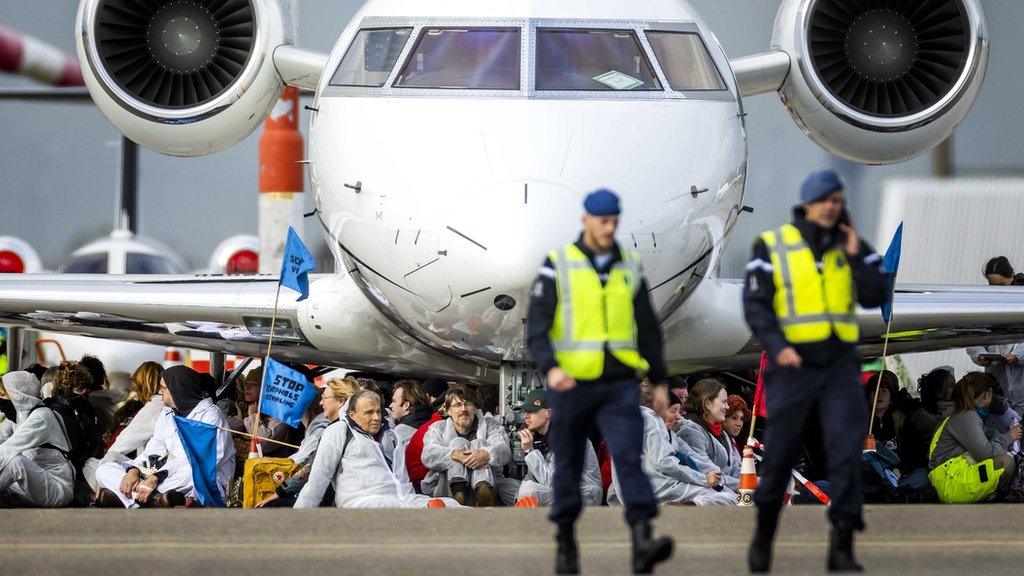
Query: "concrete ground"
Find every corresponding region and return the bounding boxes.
[1,505,1020,575]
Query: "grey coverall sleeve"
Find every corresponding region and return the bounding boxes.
[524,450,553,485]
[481,416,511,467]
[420,421,453,471]
[294,423,348,509]
[645,417,707,487]
[676,425,720,474]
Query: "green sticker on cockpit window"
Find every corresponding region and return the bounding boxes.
[593,70,644,91]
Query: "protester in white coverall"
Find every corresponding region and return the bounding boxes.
[84,362,166,491]
[609,404,736,506]
[294,390,460,509]
[515,388,602,507]
[94,366,234,508]
[421,384,519,506]
[0,371,74,507]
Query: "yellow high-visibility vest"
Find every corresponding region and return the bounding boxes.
[548,243,649,381]
[760,224,859,344]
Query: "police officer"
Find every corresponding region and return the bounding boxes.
[528,189,673,575]
[743,170,889,573]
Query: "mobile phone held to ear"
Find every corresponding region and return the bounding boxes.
[838,209,851,227]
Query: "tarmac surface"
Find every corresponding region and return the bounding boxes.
[1,504,1020,575]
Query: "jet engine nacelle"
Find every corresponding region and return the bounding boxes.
[75,0,291,156]
[773,0,988,165]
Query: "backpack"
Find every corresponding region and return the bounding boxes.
[31,395,105,473]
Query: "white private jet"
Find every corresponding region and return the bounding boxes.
[1,0,1016,405]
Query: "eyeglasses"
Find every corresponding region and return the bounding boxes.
[448,401,474,410]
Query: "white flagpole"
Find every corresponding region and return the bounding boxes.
[250,280,284,456]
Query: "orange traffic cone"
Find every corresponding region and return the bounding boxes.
[163,348,183,369]
[863,433,877,453]
[783,476,797,506]
[738,445,759,506]
[515,496,541,508]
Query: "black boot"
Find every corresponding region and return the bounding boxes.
[555,523,579,575]
[630,521,674,574]
[827,523,864,573]
[450,481,470,506]
[748,509,779,573]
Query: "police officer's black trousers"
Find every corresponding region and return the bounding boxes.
[548,378,658,527]
[753,350,867,530]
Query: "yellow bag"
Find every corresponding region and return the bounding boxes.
[927,418,1003,504]
[242,457,300,508]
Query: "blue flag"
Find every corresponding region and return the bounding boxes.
[173,416,225,508]
[280,227,317,301]
[880,222,903,323]
[260,358,318,428]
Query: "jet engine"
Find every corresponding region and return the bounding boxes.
[772,0,988,164]
[75,0,291,156]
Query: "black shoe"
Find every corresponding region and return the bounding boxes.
[555,524,579,575]
[473,482,494,507]
[827,524,864,573]
[93,488,126,509]
[630,521,674,574]
[450,481,470,506]
[748,509,779,573]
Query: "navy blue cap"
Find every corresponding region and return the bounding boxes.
[583,188,621,216]
[800,170,844,204]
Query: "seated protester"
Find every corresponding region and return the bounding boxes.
[404,378,448,493]
[295,389,460,509]
[390,380,433,446]
[476,383,500,418]
[608,381,735,506]
[0,378,16,444]
[967,344,1024,421]
[80,355,116,437]
[678,379,742,493]
[865,371,905,453]
[668,377,689,416]
[421,384,517,506]
[928,372,1023,503]
[84,361,165,491]
[899,367,955,490]
[228,367,291,458]
[94,366,235,508]
[723,395,752,452]
[0,372,74,507]
[50,362,105,462]
[515,389,602,508]
[257,377,360,507]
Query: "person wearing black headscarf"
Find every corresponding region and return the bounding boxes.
[94,366,235,508]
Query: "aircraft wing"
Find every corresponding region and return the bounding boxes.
[665,281,1024,372]
[0,273,478,379]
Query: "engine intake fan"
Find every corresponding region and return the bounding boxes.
[808,0,969,118]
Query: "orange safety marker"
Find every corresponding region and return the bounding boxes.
[515,496,541,508]
[737,445,759,506]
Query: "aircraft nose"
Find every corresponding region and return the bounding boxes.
[443,180,582,307]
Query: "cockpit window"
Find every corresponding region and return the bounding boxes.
[536,29,662,92]
[126,253,183,275]
[394,27,521,90]
[330,28,413,87]
[61,253,107,274]
[645,31,727,91]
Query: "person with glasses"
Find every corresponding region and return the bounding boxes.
[420,383,517,506]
